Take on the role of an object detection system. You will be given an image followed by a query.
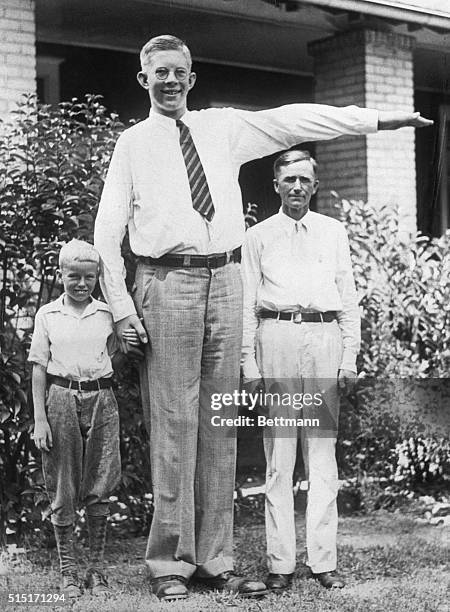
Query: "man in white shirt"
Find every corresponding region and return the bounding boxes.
[241,149,360,591]
[94,34,432,601]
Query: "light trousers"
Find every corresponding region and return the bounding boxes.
[256,318,342,574]
[133,261,242,579]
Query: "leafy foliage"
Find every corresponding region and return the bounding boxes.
[335,196,450,496]
[0,95,143,544]
[338,196,450,378]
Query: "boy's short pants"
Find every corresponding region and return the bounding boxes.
[42,383,121,526]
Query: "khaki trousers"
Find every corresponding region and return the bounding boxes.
[256,318,342,574]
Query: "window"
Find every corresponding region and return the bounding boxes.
[437,105,450,234]
[36,56,64,105]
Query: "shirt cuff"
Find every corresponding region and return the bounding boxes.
[27,356,49,368]
[110,294,137,322]
[340,349,357,374]
[241,354,262,380]
[359,108,379,133]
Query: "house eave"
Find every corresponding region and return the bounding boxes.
[299,0,450,31]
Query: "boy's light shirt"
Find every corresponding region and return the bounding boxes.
[28,293,117,381]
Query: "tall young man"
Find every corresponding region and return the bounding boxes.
[94,34,431,601]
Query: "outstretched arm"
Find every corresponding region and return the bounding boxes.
[229,104,433,166]
[378,111,433,130]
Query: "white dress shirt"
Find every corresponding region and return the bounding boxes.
[28,294,116,381]
[241,209,361,377]
[94,104,378,321]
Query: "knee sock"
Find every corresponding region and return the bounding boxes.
[53,524,77,575]
[87,514,107,570]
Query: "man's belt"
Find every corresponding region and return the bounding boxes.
[48,375,113,391]
[260,310,337,323]
[138,247,241,269]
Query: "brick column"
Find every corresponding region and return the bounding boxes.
[0,0,36,119]
[309,30,416,233]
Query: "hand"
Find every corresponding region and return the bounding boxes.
[32,419,53,452]
[242,377,265,397]
[338,369,357,395]
[378,111,433,130]
[122,327,141,347]
[116,314,148,353]
[241,377,265,414]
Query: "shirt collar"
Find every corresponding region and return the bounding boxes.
[276,207,313,232]
[148,108,190,131]
[46,293,110,318]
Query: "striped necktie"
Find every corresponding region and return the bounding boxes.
[176,120,215,222]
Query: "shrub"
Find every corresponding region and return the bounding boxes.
[0,95,149,544]
[337,196,450,378]
[335,196,450,494]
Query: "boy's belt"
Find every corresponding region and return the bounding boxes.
[260,310,337,323]
[138,247,241,269]
[48,375,113,391]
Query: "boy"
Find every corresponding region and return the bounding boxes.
[28,239,138,597]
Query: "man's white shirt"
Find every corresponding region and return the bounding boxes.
[241,209,360,378]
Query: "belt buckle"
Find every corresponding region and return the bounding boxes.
[70,380,82,392]
[206,254,217,269]
[293,311,302,324]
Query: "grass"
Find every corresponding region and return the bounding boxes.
[1,510,449,611]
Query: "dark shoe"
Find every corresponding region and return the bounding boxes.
[149,575,188,601]
[60,571,83,598]
[195,571,268,598]
[312,570,345,589]
[85,568,111,596]
[266,572,294,591]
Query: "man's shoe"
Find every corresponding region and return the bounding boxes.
[195,571,268,598]
[149,575,188,601]
[312,570,345,589]
[60,571,83,598]
[266,572,294,591]
[85,568,111,596]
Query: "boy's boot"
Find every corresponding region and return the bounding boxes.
[85,514,110,595]
[53,524,82,598]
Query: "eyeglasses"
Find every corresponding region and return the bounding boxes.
[154,67,189,81]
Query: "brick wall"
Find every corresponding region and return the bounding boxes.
[309,30,416,232]
[0,0,36,118]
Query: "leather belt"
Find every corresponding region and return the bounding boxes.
[138,247,241,269]
[48,375,113,391]
[260,310,337,323]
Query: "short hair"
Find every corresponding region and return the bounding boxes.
[273,150,318,179]
[140,35,192,70]
[58,239,100,270]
